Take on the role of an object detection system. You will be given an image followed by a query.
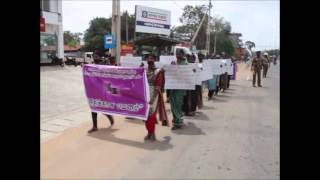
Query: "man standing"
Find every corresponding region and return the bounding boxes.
[88,52,115,133]
[170,49,187,130]
[262,53,270,78]
[251,51,263,87]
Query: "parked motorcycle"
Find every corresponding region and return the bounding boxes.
[50,55,64,67]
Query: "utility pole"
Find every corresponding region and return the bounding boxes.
[126,10,128,44]
[206,0,212,57]
[213,21,217,56]
[111,0,116,57]
[111,0,121,64]
[116,0,121,64]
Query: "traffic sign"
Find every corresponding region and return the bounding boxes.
[104,34,116,49]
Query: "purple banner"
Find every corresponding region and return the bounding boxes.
[82,64,150,120]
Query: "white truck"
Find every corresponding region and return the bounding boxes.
[83,52,94,64]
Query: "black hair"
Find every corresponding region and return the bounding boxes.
[179,49,185,55]
[146,54,157,61]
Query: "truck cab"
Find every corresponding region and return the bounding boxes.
[84,52,94,64]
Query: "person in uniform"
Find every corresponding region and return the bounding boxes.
[251,51,263,87]
[262,53,270,78]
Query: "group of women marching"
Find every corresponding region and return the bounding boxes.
[87,49,237,142]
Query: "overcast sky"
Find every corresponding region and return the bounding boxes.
[62,0,279,50]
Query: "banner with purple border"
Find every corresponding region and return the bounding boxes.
[82,64,150,120]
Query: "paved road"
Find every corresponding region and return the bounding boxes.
[41,65,91,142]
[41,63,279,179]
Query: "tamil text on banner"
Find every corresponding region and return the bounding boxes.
[163,65,196,90]
[82,64,150,120]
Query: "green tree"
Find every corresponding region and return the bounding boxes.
[83,13,137,52]
[211,31,235,56]
[64,31,82,47]
[179,5,208,34]
[265,49,280,57]
[83,17,112,52]
[172,5,234,56]
[121,11,136,43]
[245,41,256,51]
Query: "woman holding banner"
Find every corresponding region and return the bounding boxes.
[170,49,188,130]
[144,54,168,141]
[87,53,115,133]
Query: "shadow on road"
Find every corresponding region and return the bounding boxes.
[259,86,269,89]
[199,105,215,110]
[211,97,228,103]
[125,118,145,125]
[87,128,174,151]
[172,122,206,136]
[222,90,234,94]
[216,94,231,98]
[184,112,210,121]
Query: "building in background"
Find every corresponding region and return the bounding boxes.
[229,33,244,60]
[40,0,63,63]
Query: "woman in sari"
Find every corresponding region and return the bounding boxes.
[144,54,168,141]
[170,49,187,130]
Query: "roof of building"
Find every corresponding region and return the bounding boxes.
[230,33,242,37]
[64,45,81,51]
[134,35,181,47]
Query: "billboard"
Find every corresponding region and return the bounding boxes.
[135,5,171,35]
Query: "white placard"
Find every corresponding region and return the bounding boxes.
[200,62,213,81]
[160,56,176,64]
[209,59,227,75]
[219,59,228,74]
[135,5,171,35]
[212,60,224,75]
[196,63,204,85]
[188,64,203,85]
[224,59,233,75]
[154,61,165,68]
[120,56,142,67]
[163,65,196,90]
